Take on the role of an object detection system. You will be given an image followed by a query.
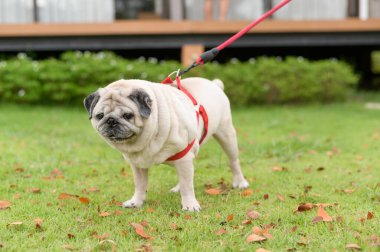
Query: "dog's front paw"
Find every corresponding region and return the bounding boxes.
[122,197,144,208]
[181,198,201,212]
[233,179,250,189]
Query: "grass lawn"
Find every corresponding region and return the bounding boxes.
[0,99,379,251]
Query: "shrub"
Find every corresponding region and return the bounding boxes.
[0,52,359,106]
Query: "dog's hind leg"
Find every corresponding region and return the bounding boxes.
[214,119,249,189]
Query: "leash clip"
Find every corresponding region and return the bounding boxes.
[167,69,181,80]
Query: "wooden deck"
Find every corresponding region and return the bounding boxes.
[0,19,379,37]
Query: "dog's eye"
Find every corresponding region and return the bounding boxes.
[123,113,134,120]
[95,113,104,120]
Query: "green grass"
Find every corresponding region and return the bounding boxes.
[0,100,379,251]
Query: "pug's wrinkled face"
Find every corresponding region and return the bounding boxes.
[84,88,152,144]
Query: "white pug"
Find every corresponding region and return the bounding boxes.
[84,77,249,211]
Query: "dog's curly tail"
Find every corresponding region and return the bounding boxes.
[212,79,224,90]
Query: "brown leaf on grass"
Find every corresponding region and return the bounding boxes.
[277,194,285,201]
[290,225,297,233]
[88,186,100,193]
[345,244,361,250]
[256,249,271,252]
[215,228,227,236]
[0,200,11,210]
[58,193,76,200]
[114,210,123,216]
[130,223,153,240]
[370,234,379,246]
[51,168,64,178]
[246,234,267,243]
[93,232,110,239]
[62,244,76,251]
[205,188,221,195]
[14,168,25,173]
[28,188,41,194]
[247,210,260,219]
[67,234,75,239]
[79,197,90,205]
[367,211,374,220]
[170,223,182,231]
[184,214,192,220]
[242,220,252,225]
[312,216,323,224]
[226,214,234,222]
[146,207,155,213]
[34,218,43,229]
[99,212,111,217]
[317,206,333,222]
[263,194,269,200]
[242,189,253,197]
[7,221,23,227]
[295,203,314,212]
[272,166,287,172]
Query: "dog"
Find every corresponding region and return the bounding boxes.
[84,77,249,211]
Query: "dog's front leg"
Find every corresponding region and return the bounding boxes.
[174,159,201,211]
[123,165,148,208]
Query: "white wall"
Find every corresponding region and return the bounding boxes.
[0,0,34,23]
[185,0,264,21]
[273,0,348,20]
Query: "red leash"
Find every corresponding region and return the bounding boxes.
[179,0,292,76]
[162,0,292,161]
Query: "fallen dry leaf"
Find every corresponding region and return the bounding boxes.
[62,244,75,251]
[247,210,260,219]
[7,221,23,227]
[277,194,285,202]
[205,188,221,195]
[296,203,314,212]
[34,218,43,229]
[28,188,41,194]
[226,214,234,222]
[79,197,90,205]
[256,249,271,252]
[130,223,153,240]
[114,210,123,216]
[272,166,287,172]
[99,212,111,217]
[67,233,75,239]
[93,232,110,239]
[290,225,297,233]
[58,193,76,200]
[0,200,11,210]
[242,220,252,225]
[215,228,227,236]
[242,189,253,197]
[246,234,267,243]
[263,194,269,200]
[367,211,374,220]
[317,206,333,222]
[312,216,323,224]
[345,243,361,250]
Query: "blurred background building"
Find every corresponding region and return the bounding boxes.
[0,0,379,87]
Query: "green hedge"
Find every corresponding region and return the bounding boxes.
[0,51,359,105]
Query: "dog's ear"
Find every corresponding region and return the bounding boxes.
[83,91,100,119]
[129,89,152,118]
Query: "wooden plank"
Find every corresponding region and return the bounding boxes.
[181,44,204,66]
[0,19,379,37]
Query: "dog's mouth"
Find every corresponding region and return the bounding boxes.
[107,133,135,143]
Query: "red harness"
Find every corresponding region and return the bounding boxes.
[161,76,209,161]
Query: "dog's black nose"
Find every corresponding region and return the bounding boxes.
[106,117,118,127]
